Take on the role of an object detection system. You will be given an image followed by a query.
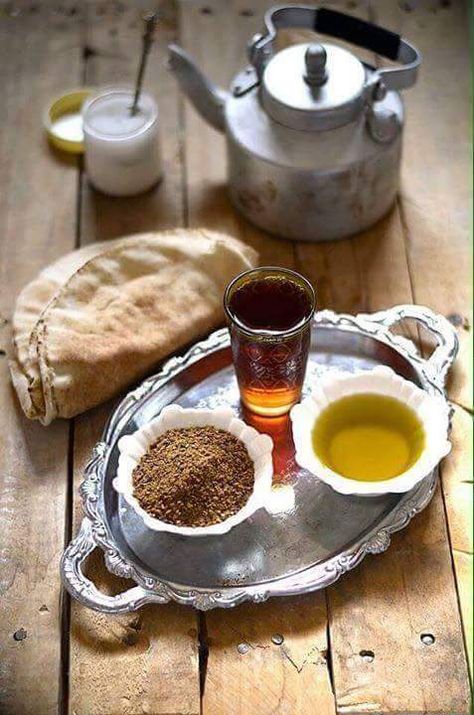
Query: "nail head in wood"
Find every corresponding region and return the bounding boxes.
[421,633,435,645]
[13,628,27,642]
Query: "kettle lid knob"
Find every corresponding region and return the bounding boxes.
[262,42,365,131]
[304,44,327,87]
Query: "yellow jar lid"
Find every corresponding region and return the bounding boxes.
[44,89,92,154]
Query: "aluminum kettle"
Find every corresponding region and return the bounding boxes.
[168,5,421,242]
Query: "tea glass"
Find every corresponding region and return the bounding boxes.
[224,267,316,417]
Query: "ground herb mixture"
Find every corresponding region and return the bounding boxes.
[132,426,255,527]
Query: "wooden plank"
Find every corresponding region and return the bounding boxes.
[203,595,334,715]
[0,2,81,714]
[178,1,335,713]
[329,495,471,715]
[313,1,471,711]
[67,3,200,714]
[313,189,470,715]
[441,404,473,680]
[373,0,473,685]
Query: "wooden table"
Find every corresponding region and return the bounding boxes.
[0,1,471,713]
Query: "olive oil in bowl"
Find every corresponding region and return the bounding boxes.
[312,393,425,482]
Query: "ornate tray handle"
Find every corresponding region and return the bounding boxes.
[60,520,170,613]
[315,304,458,392]
[357,304,459,390]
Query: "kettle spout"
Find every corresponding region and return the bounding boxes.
[168,44,228,133]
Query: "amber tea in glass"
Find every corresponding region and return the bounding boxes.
[224,267,315,416]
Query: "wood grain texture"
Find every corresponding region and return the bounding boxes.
[178,1,335,713]
[441,404,473,681]
[203,595,334,715]
[329,492,470,715]
[373,0,473,687]
[67,3,200,714]
[0,3,81,713]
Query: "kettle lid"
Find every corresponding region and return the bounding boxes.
[262,42,366,131]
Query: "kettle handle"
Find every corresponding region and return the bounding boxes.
[249,5,420,93]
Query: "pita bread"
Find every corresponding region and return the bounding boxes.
[10,229,257,424]
[10,237,131,419]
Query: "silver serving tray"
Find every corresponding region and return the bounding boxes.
[61,305,457,613]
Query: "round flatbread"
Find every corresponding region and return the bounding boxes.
[10,229,257,424]
[11,237,130,419]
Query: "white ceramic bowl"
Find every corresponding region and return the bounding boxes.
[290,366,451,496]
[113,404,274,536]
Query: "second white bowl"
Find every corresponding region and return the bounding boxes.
[290,366,451,496]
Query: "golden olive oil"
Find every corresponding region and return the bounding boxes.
[312,393,425,481]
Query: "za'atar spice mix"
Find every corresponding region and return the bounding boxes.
[132,426,255,527]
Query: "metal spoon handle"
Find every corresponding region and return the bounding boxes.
[130,11,159,116]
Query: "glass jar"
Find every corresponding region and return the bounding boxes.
[82,87,162,197]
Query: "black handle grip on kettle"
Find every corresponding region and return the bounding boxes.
[250,5,421,91]
[314,8,400,61]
